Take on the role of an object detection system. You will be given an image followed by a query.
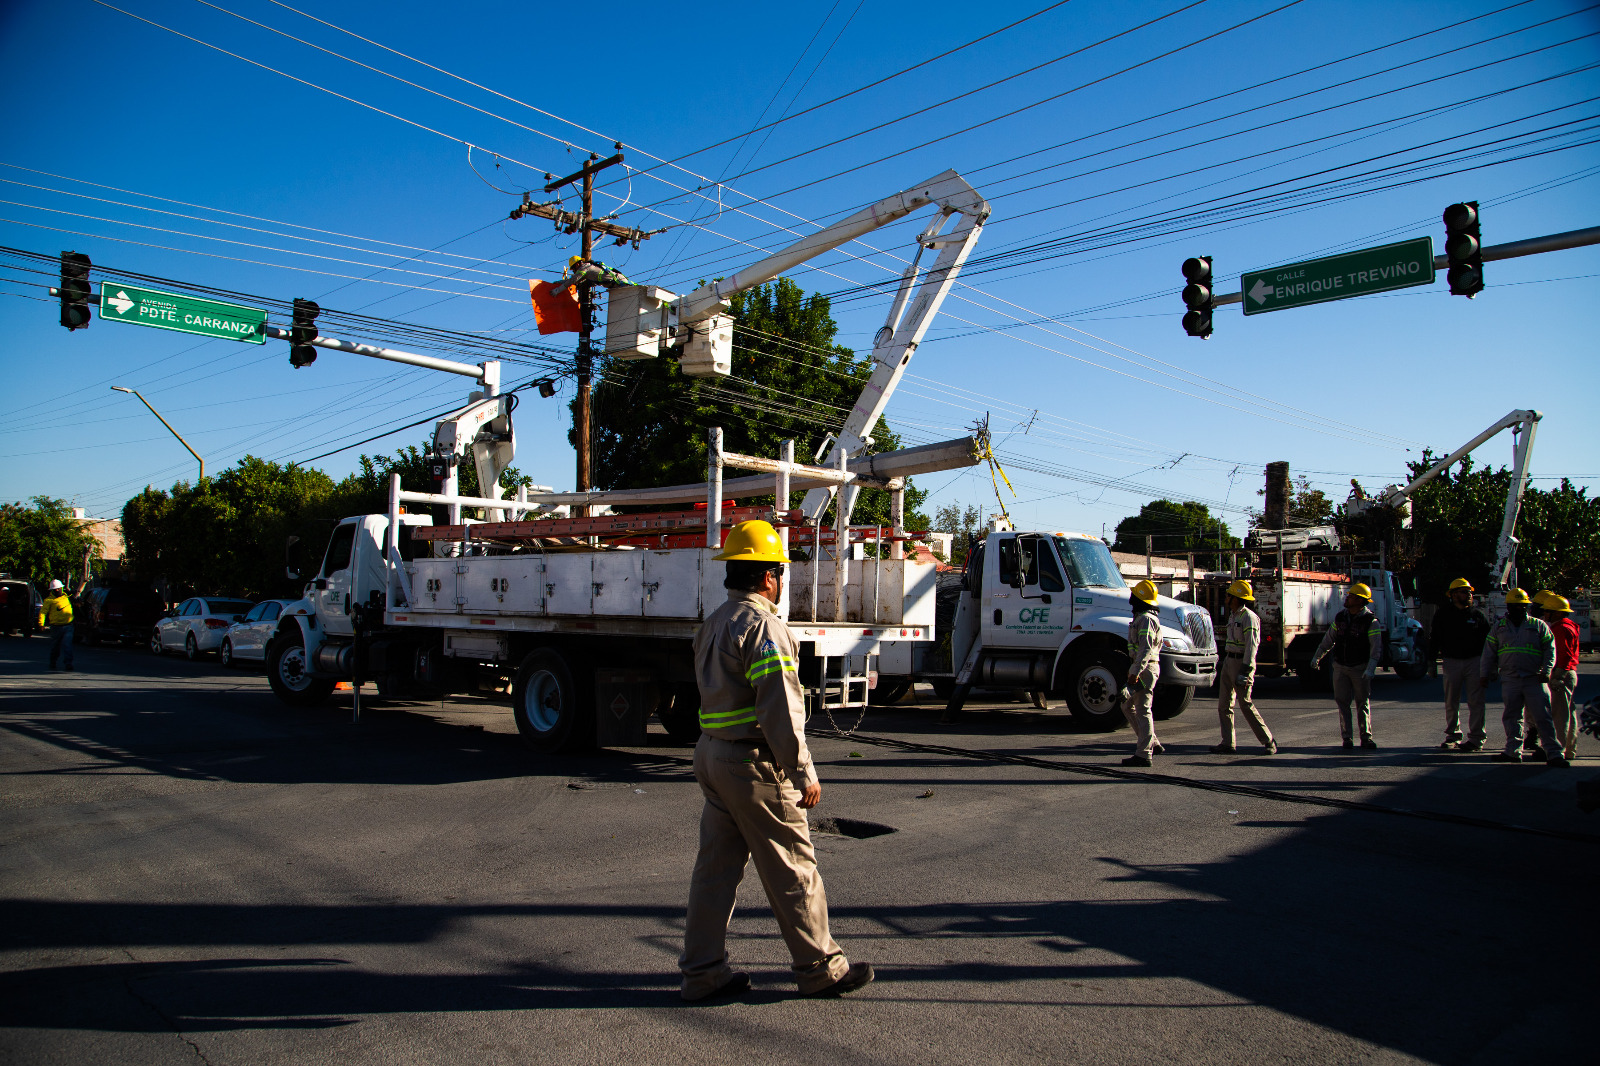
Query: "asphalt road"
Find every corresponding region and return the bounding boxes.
[2,636,1596,1065]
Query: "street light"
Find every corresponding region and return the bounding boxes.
[110,386,204,482]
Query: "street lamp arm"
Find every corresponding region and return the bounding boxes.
[111,386,204,482]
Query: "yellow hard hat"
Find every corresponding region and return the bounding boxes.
[1448,577,1474,592]
[1503,587,1532,605]
[1538,591,1572,612]
[1226,579,1254,601]
[713,519,789,563]
[1131,579,1159,606]
[1348,583,1372,600]
[1533,589,1558,608]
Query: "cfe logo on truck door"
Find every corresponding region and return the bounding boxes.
[1007,606,1064,633]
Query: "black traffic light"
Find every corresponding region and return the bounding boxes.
[1181,256,1214,338]
[1443,201,1483,297]
[58,251,91,330]
[289,298,320,367]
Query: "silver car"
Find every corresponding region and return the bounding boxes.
[220,600,294,667]
[151,597,257,661]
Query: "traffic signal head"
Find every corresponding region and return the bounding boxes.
[58,251,91,330]
[1181,255,1214,338]
[1443,201,1483,297]
[289,298,320,367]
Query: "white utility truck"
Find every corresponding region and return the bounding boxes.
[889,527,1218,728]
[262,171,992,751]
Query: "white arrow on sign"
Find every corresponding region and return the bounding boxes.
[1247,278,1273,306]
[108,291,135,315]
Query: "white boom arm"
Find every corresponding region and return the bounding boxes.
[433,393,517,523]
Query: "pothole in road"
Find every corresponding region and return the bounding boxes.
[810,816,897,839]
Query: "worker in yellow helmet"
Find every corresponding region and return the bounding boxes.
[43,578,74,671]
[1120,579,1165,767]
[1482,588,1562,766]
[679,520,872,1001]
[1432,577,1490,751]
[1534,592,1581,761]
[1212,579,1276,756]
[1311,583,1383,750]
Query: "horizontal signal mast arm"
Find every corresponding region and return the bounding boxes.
[264,324,497,386]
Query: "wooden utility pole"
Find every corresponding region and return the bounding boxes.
[515,145,657,493]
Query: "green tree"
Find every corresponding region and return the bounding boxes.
[1113,499,1239,569]
[931,501,986,564]
[0,497,100,587]
[582,277,927,533]
[1251,474,1335,527]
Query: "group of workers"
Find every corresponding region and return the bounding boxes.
[1121,575,1583,768]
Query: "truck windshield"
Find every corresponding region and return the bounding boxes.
[1054,537,1127,589]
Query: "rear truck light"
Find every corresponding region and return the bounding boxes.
[204,619,230,629]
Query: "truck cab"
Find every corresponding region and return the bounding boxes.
[951,530,1217,728]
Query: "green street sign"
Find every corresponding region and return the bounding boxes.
[1241,237,1436,316]
[98,283,267,343]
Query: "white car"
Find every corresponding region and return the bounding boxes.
[151,597,257,661]
[220,600,294,667]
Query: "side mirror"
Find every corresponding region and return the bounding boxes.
[313,578,328,591]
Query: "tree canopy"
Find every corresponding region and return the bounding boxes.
[1112,499,1240,568]
[0,497,101,587]
[1250,474,1335,527]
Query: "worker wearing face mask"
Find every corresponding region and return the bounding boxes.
[1432,578,1490,751]
[1482,589,1563,767]
[1311,584,1383,751]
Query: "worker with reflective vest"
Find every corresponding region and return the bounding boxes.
[679,520,873,1001]
[1481,588,1560,765]
[1212,579,1276,756]
[1311,583,1383,750]
[1432,577,1491,751]
[43,578,74,671]
[1120,580,1164,767]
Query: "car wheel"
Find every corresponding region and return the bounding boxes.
[512,647,594,753]
[220,639,235,668]
[150,628,164,655]
[1060,644,1130,731]
[656,682,703,745]
[185,633,201,661]
[266,632,334,707]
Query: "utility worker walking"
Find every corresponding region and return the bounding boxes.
[1212,579,1276,755]
[43,579,74,671]
[1120,580,1164,767]
[1311,584,1382,750]
[1482,589,1563,767]
[679,520,872,1001]
[1534,591,1580,762]
[1432,577,1490,751]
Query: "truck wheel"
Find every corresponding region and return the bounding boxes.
[267,633,334,707]
[1060,645,1130,731]
[869,678,912,706]
[1151,683,1193,720]
[1394,639,1428,681]
[657,682,702,745]
[512,648,594,753]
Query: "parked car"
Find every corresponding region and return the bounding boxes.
[0,578,42,636]
[77,582,166,645]
[151,597,257,660]
[220,599,295,666]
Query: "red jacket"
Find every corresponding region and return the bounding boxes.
[1552,615,1579,672]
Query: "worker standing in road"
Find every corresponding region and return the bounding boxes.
[1535,592,1581,762]
[1212,579,1276,756]
[1432,578,1490,751]
[1311,584,1383,750]
[1482,589,1563,767]
[43,579,74,672]
[680,520,873,1002]
[1121,580,1164,767]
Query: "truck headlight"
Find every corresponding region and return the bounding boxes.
[1161,635,1194,653]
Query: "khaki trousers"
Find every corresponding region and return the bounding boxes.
[1216,657,1273,748]
[1332,663,1374,742]
[1121,682,1159,757]
[680,735,849,999]
[1541,669,1578,760]
[1440,657,1486,743]
[1501,674,1559,758]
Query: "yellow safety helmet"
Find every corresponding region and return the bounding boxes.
[1131,579,1159,606]
[1225,578,1254,602]
[1503,587,1532,605]
[1448,577,1474,592]
[713,519,789,563]
[1537,591,1573,612]
[1348,582,1372,600]
[1532,589,1558,609]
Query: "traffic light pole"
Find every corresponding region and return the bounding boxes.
[262,324,500,392]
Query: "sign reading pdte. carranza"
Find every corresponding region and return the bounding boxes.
[98,283,267,343]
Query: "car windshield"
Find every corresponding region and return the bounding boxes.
[1054,537,1127,589]
[205,599,254,615]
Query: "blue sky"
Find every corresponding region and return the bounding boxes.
[2,0,1596,546]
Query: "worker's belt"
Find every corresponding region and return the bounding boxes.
[1226,652,1245,659]
[706,735,775,760]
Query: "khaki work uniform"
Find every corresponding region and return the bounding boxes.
[1432,604,1490,744]
[1480,615,1558,758]
[1313,608,1382,743]
[1217,605,1274,750]
[1123,610,1161,758]
[680,590,850,999]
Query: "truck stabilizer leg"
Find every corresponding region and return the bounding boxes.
[941,643,986,722]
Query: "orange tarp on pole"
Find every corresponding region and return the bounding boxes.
[529,279,582,334]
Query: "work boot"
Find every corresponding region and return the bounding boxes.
[1152,743,1166,756]
[805,963,874,997]
[1526,745,1546,762]
[1122,754,1152,767]
[1264,741,1278,755]
[1341,739,1354,750]
[1546,756,1570,769]
[1439,738,1460,750]
[1460,739,1483,753]
[1209,744,1236,755]
[1492,751,1522,763]
[1360,738,1377,751]
[684,972,751,1003]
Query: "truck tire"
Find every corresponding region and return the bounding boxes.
[869,678,913,706]
[1060,644,1129,732]
[657,682,702,745]
[1393,636,1428,681]
[266,632,334,707]
[512,647,594,753]
[1151,683,1193,720]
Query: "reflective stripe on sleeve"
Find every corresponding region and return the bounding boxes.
[700,705,758,728]
[746,652,796,682]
